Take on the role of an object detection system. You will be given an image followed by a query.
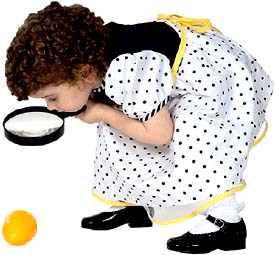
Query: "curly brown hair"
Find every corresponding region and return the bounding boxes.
[5,1,110,100]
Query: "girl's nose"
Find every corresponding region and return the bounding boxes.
[46,103,58,111]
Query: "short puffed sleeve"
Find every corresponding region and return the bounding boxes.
[104,51,173,122]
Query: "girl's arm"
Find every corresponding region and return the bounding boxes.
[77,100,174,145]
[101,104,174,145]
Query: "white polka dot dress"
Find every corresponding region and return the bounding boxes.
[91,21,274,221]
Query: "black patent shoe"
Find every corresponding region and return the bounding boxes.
[167,215,247,254]
[81,206,153,230]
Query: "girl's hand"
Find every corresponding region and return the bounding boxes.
[75,100,106,124]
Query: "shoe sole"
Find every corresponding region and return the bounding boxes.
[167,242,246,254]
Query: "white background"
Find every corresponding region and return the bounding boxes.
[0,0,274,254]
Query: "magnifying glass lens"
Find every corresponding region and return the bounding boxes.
[5,111,63,137]
[3,107,65,146]
[3,105,86,146]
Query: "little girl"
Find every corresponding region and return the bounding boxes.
[5,1,274,253]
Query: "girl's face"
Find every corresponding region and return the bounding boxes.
[30,79,99,112]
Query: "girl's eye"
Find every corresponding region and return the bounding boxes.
[48,97,58,102]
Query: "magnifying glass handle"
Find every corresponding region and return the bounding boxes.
[52,105,87,118]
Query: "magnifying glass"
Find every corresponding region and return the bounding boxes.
[3,105,86,146]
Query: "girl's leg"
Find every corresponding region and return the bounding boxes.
[190,195,243,234]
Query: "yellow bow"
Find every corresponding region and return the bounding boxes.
[157,14,213,33]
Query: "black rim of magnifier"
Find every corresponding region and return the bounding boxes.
[3,106,65,146]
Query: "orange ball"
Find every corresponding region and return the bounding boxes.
[2,210,37,246]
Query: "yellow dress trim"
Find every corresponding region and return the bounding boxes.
[157,14,215,84]
[252,120,268,147]
[92,191,137,206]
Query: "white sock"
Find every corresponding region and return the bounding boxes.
[190,219,220,234]
[190,195,243,234]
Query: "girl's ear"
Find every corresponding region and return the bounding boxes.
[77,64,92,78]
[78,64,98,83]
[83,72,97,83]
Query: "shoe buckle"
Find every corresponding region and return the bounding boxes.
[213,218,225,228]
